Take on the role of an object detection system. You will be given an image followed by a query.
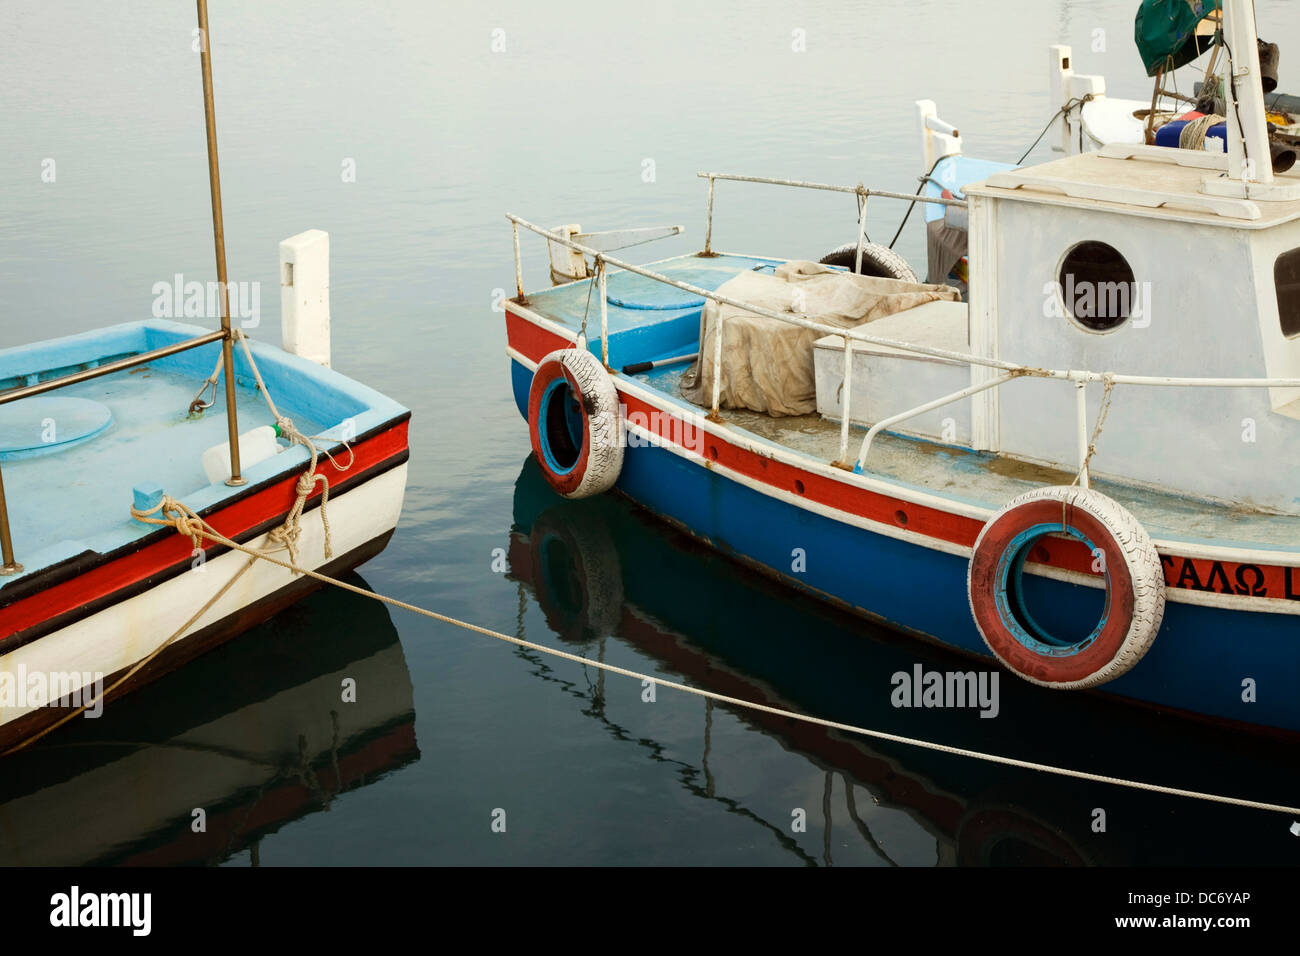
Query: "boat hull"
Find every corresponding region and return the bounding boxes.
[0,421,408,752]
[505,340,1300,734]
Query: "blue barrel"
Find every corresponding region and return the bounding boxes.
[1155,119,1227,151]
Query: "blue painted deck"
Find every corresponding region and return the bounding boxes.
[523,254,779,371]
[0,320,408,582]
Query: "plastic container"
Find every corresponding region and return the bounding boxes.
[201,425,281,484]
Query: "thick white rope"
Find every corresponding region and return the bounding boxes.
[229,328,357,561]
[104,496,1300,818]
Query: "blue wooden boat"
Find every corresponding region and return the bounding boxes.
[503,0,1300,734]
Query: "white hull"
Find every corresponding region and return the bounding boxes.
[0,464,407,734]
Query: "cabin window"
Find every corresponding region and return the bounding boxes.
[1057,241,1135,332]
[1277,249,1300,338]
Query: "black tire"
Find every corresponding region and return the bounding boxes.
[819,242,919,282]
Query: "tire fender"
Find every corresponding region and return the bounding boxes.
[528,348,624,499]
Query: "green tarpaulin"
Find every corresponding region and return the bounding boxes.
[1135,0,1221,76]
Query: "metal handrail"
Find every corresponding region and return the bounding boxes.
[0,330,227,408]
[508,174,1300,490]
[0,328,233,576]
[696,170,967,263]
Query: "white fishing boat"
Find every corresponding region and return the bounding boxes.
[502,0,1300,733]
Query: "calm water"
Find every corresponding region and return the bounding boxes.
[2,0,1299,866]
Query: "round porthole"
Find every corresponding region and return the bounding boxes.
[1057,241,1135,332]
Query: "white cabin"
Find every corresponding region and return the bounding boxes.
[814,0,1300,514]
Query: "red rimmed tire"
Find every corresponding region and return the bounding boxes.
[967,485,1165,690]
[528,348,624,499]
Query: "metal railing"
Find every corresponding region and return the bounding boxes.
[697,171,967,274]
[0,328,241,577]
[0,0,243,577]
[508,172,1300,492]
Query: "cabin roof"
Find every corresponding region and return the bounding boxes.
[964,148,1300,230]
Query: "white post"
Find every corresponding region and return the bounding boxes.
[1075,379,1090,488]
[854,191,868,274]
[710,312,724,418]
[1223,0,1273,185]
[704,176,715,254]
[598,260,610,368]
[838,339,853,465]
[1049,46,1075,153]
[279,229,331,367]
[512,220,524,297]
[916,99,962,171]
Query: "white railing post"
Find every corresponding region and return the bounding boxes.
[710,312,725,419]
[1075,378,1091,488]
[598,258,610,368]
[854,188,869,274]
[513,221,524,298]
[855,373,1018,473]
[704,175,716,254]
[838,338,854,466]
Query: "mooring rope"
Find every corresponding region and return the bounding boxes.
[7,339,1296,818]
[1073,374,1117,489]
[12,490,1290,817]
[0,538,260,756]
[231,327,356,563]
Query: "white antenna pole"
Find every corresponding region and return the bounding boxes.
[1223,0,1273,185]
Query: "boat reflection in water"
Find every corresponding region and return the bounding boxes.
[0,573,416,866]
[508,456,1300,865]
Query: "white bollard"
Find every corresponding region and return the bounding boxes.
[280,229,331,367]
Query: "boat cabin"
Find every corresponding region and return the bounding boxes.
[816,145,1300,514]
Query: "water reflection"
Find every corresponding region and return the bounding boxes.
[0,574,416,866]
[508,456,1300,865]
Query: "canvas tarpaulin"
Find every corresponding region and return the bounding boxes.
[1135,0,1221,77]
[679,260,960,417]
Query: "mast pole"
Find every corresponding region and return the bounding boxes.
[196,0,244,485]
[1222,0,1273,185]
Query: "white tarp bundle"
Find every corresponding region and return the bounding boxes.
[680,260,960,417]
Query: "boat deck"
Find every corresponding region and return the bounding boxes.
[645,364,1300,555]
[521,253,1300,557]
[0,321,406,583]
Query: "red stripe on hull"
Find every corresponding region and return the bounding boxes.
[507,307,1300,605]
[506,308,572,359]
[0,420,409,645]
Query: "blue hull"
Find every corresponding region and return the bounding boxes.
[511,359,1300,733]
